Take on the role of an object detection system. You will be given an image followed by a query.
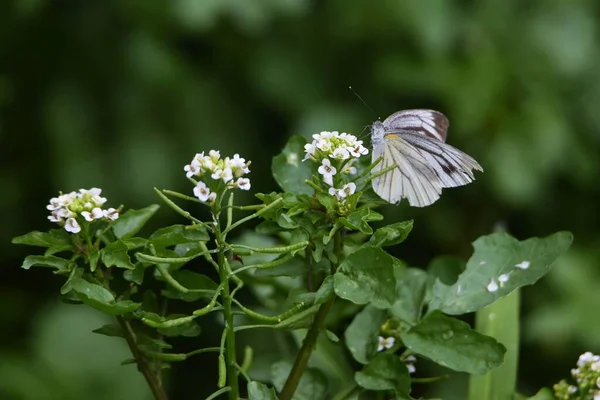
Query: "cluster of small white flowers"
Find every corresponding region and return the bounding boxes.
[377,336,395,352]
[47,188,119,234]
[328,182,357,202]
[304,131,368,162]
[554,352,600,400]
[183,150,251,202]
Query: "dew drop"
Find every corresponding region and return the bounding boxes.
[441,330,454,340]
[515,260,530,270]
[487,279,499,292]
[479,261,486,266]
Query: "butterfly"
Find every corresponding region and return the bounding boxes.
[370,109,483,207]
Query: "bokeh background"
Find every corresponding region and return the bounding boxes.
[2,1,600,399]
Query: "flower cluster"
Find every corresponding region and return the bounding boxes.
[304,131,368,162]
[184,150,251,202]
[554,352,600,399]
[47,188,119,234]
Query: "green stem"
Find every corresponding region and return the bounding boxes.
[215,205,239,400]
[279,229,344,400]
[116,316,169,400]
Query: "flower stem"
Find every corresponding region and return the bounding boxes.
[215,201,239,400]
[279,229,344,400]
[116,316,169,400]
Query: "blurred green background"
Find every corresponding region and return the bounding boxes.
[2,1,600,399]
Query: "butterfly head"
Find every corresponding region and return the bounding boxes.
[370,120,386,146]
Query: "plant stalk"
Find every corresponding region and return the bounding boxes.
[116,316,169,400]
[215,202,240,400]
[279,229,344,400]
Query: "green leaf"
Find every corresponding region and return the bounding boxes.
[158,317,201,337]
[354,353,410,396]
[253,257,306,278]
[20,255,73,273]
[123,264,145,285]
[71,278,140,315]
[247,381,278,400]
[344,305,387,364]
[339,207,383,235]
[92,324,124,338]
[161,270,218,302]
[101,240,135,270]
[11,229,72,253]
[469,290,520,400]
[112,204,160,239]
[316,192,337,213]
[368,220,413,248]
[524,388,555,400]
[314,276,334,305]
[429,231,573,315]
[391,267,428,325]
[149,224,209,248]
[272,135,314,195]
[427,256,465,286]
[271,360,327,400]
[334,247,397,309]
[401,311,506,375]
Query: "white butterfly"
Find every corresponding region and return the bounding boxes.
[371,109,483,207]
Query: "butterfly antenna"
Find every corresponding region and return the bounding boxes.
[349,86,376,116]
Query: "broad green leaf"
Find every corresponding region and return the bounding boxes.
[429,231,573,315]
[314,276,334,305]
[11,229,72,252]
[334,247,397,309]
[121,237,148,250]
[354,353,410,397]
[524,388,554,400]
[469,289,520,400]
[427,256,465,286]
[316,192,337,214]
[367,220,413,248]
[344,305,387,364]
[391,267,428,325]
[161,270,218,302]
[272,135,314,195]
[401,311,506,375]
[112,204,160,239]
[92,324,124,338]
[247,381,278,400]
[271,360,327,400]
[149,224,209,248]
[158,317,201,337]
[71,278,140,315]
[101,240,135,270]
[21,255,73,273]
[123,264,145,285]
[339,207,383,235]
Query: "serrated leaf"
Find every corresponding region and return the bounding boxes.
[344,305,387,364]
[368,220,413,247]
[247,381,278,400]
[71,278,140,315]
[92,324,124,338]
[101,240,135,270]
[334,247,397,309]
[21,255,73,273]
[391,267,427,325]
[429,231,573,315]
[272,135,314,195]
[149,224,209,248]
[401,311,506,375]
[112,204,160,239]
[339,207,383,235]
[355,353,410,396]
[271,360,327,400]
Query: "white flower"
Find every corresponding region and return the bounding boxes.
[207,192,217,203]
[211,167,233,183]
[236,177,251,191]
[316,139,332,152]
[103,208,119,221]
[377,336,395,352]
[81,207,104,222]
[349,143,368,157]
[332,147,350,160]
[405,355,417,374]
[184,159,201,178]
[318,159,337,186]
[208,150,220,161]
[48,211,62,223]
[342,161,357,175]
[341,182,356,197]
[64,218,81,234]
[193,181,212,202]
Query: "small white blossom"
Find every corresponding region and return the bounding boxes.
[303,131,369,164]
[318,159,337,186]
[236,177,251,191]
[64,218,81,234]
[81,207,104,222]
[185,150,251,191]
[405,355,417,374]
[377,336,395,352]
[332,147,350,160]
[341,182,356,197]
[103,208,119,220]
[193,181,212,202]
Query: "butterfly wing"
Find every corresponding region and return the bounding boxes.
[372,135,442,207]
[382,109,449,142]
[400,132,483,188]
